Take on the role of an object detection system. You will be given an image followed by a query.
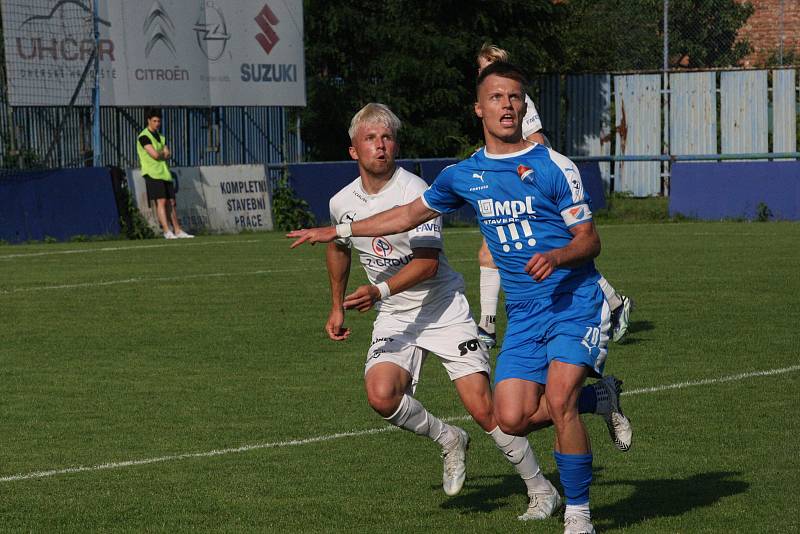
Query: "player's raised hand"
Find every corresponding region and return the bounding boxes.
[525,251,557,282]
[325,308,351,341]
[286,226,337,248]
[343,284,381,312]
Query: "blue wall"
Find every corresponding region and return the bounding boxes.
[0,168,120,243]
[288,160,606,224]
[670,161,800,220]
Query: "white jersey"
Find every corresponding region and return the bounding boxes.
[522,94,543,139]
[329,167,467,323]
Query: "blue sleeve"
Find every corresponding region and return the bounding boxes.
[421,166,465,214]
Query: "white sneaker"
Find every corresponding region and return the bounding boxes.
[593,375,632,451]
[518,481,562,520]
[163,231,177,240]
[175,230,194,239]
[611,295,633,343]
[564,515,596,534]
[441,427,469,496]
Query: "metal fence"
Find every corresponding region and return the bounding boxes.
[534,67,799,196]
[0,104,303,173]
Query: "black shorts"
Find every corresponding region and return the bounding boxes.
[144,176,176,201]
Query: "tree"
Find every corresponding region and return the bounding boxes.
[300,0,567,160]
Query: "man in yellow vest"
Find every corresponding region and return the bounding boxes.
[137,108,193,239]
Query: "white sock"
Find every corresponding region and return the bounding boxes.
[479,267,501,333]
[386,394,456,448]
[488,426,552,494]
[598,275,623,310]
[565,503,591,521]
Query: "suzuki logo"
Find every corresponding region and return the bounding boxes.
[144,1,176,57]
[254,4,279,54]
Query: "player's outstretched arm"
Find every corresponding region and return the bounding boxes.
[525,221,601,281]
[325,242,352,340]
[343,248,439,312]
[287,197,438,248]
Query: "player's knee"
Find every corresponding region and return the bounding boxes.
[365,383,402,417]
[495,408,530,436]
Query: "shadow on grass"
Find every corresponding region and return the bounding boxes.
[592,471,748,530]
[438,473,527,514]
[438,470,748,529]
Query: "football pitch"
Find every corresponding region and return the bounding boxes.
[1,222,798,533]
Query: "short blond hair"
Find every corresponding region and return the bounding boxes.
[477,43,509,66]
[348,103,402,140]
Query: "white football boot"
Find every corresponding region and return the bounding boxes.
[518,480,563,520]
[593,375,632,451]
[441,427,469,496]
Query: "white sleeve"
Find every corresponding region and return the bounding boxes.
[522,94,543,138]
[408,216,444,250]
[329,198,350,247]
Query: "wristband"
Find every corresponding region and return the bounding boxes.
[375,282,391,300]
[335,223,352,238]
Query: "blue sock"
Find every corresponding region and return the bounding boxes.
[554,451,593,505]
[577,385,597,414]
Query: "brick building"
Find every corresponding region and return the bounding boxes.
[738,0,800,66]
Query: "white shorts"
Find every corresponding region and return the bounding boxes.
[364,300,491,394]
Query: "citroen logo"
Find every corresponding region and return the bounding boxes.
[143,1,176,57]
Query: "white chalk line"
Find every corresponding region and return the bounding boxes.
[0,239,261,260]
[2,365,798,483]
[0,268,309,294]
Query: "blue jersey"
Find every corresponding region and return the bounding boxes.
[423,144,599,302]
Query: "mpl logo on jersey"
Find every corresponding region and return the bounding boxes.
[478,196,537,218]
[371,237,393,257]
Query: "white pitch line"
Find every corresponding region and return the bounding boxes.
[0,268,302,294]
[622,364,800,396]
[0,239,260,260]
[2,366,798,483]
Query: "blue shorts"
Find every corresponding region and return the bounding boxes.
[494,282,610,386]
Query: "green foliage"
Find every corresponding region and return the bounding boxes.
[271,168,315,230]
[756,201,772,222]
[557,0,753,72]
[300,1,754,161]
[118,182,156,240]
[301,0,566,160]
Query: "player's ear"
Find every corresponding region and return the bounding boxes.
[474,101,483,119]
[348,145,359,161]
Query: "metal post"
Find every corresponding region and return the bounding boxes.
[92,0,102,166]
[295,112,302,162]
[662,0,670,195]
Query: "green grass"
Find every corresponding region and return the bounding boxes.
[1,223,798,532]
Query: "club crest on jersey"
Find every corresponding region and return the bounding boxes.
[517,165,534,182]
[569,206,586,220]
[372,237,393,257]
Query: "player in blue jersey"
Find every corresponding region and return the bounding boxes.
[474,44,633,349]
[288,62,631,534]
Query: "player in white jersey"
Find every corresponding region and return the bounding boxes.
[474,44,633,349]
[325,103,562,520]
